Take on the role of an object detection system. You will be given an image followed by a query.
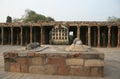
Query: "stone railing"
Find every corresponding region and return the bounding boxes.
[4,51,104,77]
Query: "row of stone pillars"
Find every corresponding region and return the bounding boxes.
[0,25,120,47]
[77,26,120,47]
[0,26,44,45]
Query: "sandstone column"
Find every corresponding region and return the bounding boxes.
[40,26,43,45]
[97,26,100,47]
[30,26,32,43]
[20,27,23,45]
[1,27,3,45]
[11,27,13,45]
[107,26,111,47]
[88,26,91,46]
[118,27,120,47]
[77,26,80,39]
[94,28,97,46]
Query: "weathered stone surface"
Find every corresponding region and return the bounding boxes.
[44,65,57,75]
[4,48,104,77]
[70,67,90,76]
[66,59,84,66]
[20,64,28,73]
[85,59,104,67]
[70,66,82,68]
[35,53,45,57]
[4,62,10,71]
[26,42,40,50]
[31,57,44,65]
[90,67,104,77]
[4,52,18,58]
[48,56,65,65]
[65,38,87,52]
[57,65,69,75]
[29,66,45,74]
[10,63,20,72]
[99,54,104,60]
[27,53,35,57]
[18,53,27,57]
[17,57,27,64]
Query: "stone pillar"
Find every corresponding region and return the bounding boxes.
[11,27,13,45]
[97,26,100,47]
[20,27,23,45]
[1,27,3,45]
[40,27,43,45]
[77,26,80,39]
[30,26,32,43]
[94,28,97,46]
[107,26,111,47]
[118,27,120,47]
[88,26,91,46]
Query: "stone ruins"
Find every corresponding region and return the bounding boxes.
[0,21,120,48]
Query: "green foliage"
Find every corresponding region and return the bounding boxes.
[13,18,22,22]
[13,9,55,22]
[46,17,55,21]
[107,16,120,22]
[6,16,12,23]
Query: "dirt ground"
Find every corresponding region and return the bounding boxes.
[0,45,120,79]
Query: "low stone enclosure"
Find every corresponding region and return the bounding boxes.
[3,46,104,77]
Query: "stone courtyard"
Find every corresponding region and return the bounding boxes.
[0,45,120,79]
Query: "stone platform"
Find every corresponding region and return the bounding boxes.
[3,45,104,77]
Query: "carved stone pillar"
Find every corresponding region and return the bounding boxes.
[11,27,13,45]
[77,26,80,39]
[30,26,32,43]
[20,27,23,45]
[1,27,3,45]
[97,26,100,47]
[88,26,91,46]
[118,27,120,47]
[40,27,43,45]
[107,26,111,47]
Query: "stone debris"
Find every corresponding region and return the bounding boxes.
[65,38,87,52]
[26,42,40,50]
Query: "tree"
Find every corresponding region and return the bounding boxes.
[13,9,55,22]
[6,16,12,23]
[13,18,22,22]
[107,16,120,22]
[46,17,55,21]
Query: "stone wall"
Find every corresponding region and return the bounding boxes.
[4,51,104,77]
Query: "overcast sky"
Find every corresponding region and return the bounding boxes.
[0,0,120,22]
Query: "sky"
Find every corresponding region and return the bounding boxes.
[0,0,120,22]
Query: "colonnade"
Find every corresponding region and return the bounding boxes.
[0,25,120,48]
